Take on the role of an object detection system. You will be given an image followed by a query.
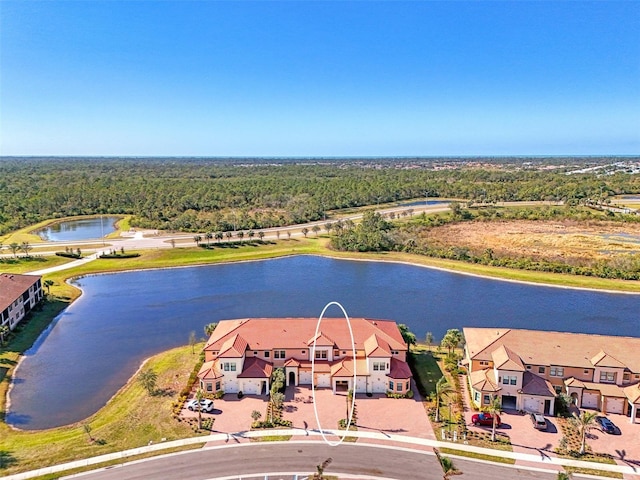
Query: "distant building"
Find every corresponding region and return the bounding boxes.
[464,327,640,423]
[0,273,43,331]
[198,317,412,396]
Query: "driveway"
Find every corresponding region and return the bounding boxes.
[586,413,640,465]
[183,383,434,441]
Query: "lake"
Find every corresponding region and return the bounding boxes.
[35,216,121,242]
[8,255,639,429]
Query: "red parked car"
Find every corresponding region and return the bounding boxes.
[471,412,501,427]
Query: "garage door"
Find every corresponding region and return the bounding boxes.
[371,376,387,393]
[523,397,542,414]
[316,373,331,388]
[299,371,312,385]
[356,377,367,393]
[241,380,260,395]
[582,392,599,409]
[606,397,624,415]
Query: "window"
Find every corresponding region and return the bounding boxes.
[480,361,489,366]
[599,371,615,383]
[264,351,270,358]
[223,362,236,371]
[315,350,327,359]
[389,381,394,390]
[373,361,386,371]
[206,382,212,392]
[392,350,399,355]
[274,350,286,359]
[526,365,531,370]
[406,381,410,390]
[254,351,258,356]
[483,394,491,405]
[538,366,545,374]
[334,349,340,357]
[502,375,517,385]
[474,392,480,402]
[215,381,221,390]
[397,383,402,392]
[550,367,564,377]
[584,369,589,374]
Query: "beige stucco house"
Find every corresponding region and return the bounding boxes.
[464,328,640,423]
[0,273,43,331]
[198,317,412,396]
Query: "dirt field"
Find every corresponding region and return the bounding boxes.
[425,219,640,264]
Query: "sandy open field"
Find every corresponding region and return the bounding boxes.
[425,219,640,264]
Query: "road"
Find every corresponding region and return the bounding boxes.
[68,442,558,480]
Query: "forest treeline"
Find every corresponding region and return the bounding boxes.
[1,157,639,236]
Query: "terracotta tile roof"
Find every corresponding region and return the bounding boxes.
[307,331,335,347]
[590,350,626,369]
[470,368,501,393]
[0,273,41,312]
[297,360,332,373]
[389,357,412,379]
[218,334,248,358]
[330,358,369,377]
[205,318,407,353]
[491,345,525,372]
[364,334,391,357]
[623,384,640,404]
[520,371,555,397]
[464,328,640,373]
[198,360,224,380]
[564,377,586,388]
[284,358,301,367]
[581,381,626,398]
[237,357,273,379]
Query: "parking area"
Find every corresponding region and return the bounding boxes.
[182,383,435,440]
[586,413,640,462]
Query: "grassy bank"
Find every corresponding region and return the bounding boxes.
[1,344,202,475]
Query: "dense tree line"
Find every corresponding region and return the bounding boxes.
[0,157,638,236]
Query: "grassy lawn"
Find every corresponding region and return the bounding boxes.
[409,345,443,398]
[440,447,516,465]
[1,344,203,476]
[0,255,74,274]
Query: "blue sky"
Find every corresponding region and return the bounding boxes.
[1,1,639,157]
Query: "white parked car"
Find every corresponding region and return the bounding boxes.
[187,398,214,413]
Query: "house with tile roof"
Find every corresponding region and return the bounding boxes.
[198,317,413,397]
[0,273,43,331]
[464,328,640,423]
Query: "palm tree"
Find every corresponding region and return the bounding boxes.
[247,230,255,241]
[398,324,417,352]
[205,232,212,246]
[0,325,10,346]
[43,279,54,295]
[440,455,457,479]
[138,368,158,396]
[236,231,244,243]
[487,396,502,442]
[204,322,218,336]
[324,223,333,234]
[195,388,204,430]
[301,227,309,237]
[9,242,20,258]
[312,225,320,236]
[215,231,223,243]
[225,231,233,241]
[258,231,265,241]
[20,241,32,257]
[571,410,598,455]
[193,235,202,246]
[434,377,454,422]
[426,332,434,351]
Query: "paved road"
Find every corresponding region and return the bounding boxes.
[69,442,558,480]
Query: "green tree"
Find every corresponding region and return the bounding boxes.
[205,232,212,246]
[247,230,255,241]
[571,410,598,455]
[439,455,457,479]
[236,231,244,242]
[215,231,223,243]
[0,325,9,346]
[258,231,265,241]
[193,235,202,246]
[195,387,204,430]
[270,392,285,422]
[82,423,94,443]
[138,368,158,396]
[189,330,197,354]
[43,279,54,295]
[425,332,434,351]
[204,322,218,337]
[441,329,464,355]
[312,225,321,236]
[398,324,417,352]
[301,227,309,237]
[434,377,454,422]
[251,409,262,424]
[9,242,19,258]
[486,396,502,442]
[20,241,32,257]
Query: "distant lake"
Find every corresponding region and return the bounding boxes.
[8,255,639,430]
[36,216,120,242]
[398,200,450,207]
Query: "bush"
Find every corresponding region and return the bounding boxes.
[55,251,81,259]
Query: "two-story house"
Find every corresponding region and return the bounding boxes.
[464,328,640,423]
[0,273,43,331]
[198,317,412,397]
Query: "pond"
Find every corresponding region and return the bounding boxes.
[35,216,121,242]
[8,255,639,429]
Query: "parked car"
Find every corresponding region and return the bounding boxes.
[529,413,547,430]
[595,416,619,434]
[471,412,501,426]
[187,398,214,413]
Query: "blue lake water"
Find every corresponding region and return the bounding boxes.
[36,216,121,242]
[8,255,639,429]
